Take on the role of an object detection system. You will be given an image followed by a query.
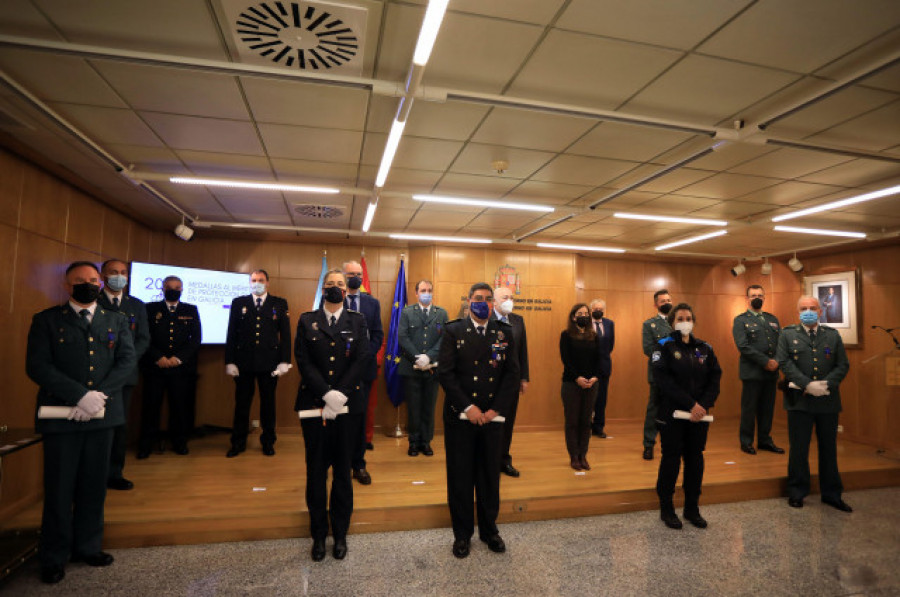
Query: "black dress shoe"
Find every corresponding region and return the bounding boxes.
[482,534,506,553]
[333,538,348,559]
[661,511,683,529]
[311,538,326,562]
[365,442,374,451]
[352,469,372,485]
[452,538,470,559]
[501,463,520,477]
[41,565,65,584]
[226,446,244,458]
[579,457,590,472]
[136,449,150,460]
[741,444,757,455]
[421,443,434,457]
[408,445,419,457]
[107,477,134,491]
[592,429,607,438]
[642,447,653,460]
[173,444,189,456]
[262,445,275,456]
[822,497,853,512]
[758,443,785,454]
[683,511,707,529]
[788,497,804,508]
[72,551,114,566]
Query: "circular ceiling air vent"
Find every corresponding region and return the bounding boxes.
[294,204,345,219]
[235,2,359,69]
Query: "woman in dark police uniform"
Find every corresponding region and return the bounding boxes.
[558,303,601,471]
[651,303,721,530]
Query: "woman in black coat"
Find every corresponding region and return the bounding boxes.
[559,303,601,471]
[651,303,721,530]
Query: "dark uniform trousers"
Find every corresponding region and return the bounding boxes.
[657,419,709,511]
[642,315,672,448]
[108,385,133,479]
[405,373,440,446]
[592,375,610,433]
[444,419,503,541]
[561,381,598,459]
[141,369,191,450]
[231,372,278,449]
[740,378,777,447]
[787,410,842,502]
[40,429,114,567]
[643,383,661,448]
[301,416,353,541]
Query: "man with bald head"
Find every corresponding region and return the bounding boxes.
[776,295,851,512]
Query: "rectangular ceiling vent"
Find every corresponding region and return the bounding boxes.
[218,0,368,75]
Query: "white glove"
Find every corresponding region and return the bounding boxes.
[271,362,292,377]
[77,391,107,416]
[805,380,830,397]
[322,403,340,420]
[415,354,430,369]
[68,405,92,422]
[225,364,240,377]
[323,390,348,411]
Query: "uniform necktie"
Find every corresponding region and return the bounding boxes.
[809,328,816,342]
[349,294,357,311]
[501,316,509,324]
[330,315,337,327]
[477,325,485,336]
[169,305,176,313]
[79,308,91,324]
[112,297,119,308]
[256,297,262,309]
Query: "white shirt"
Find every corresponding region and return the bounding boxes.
[69,301,97,322]
[104,289,123,304]
[252,292,268,305]
[324,305,344,325]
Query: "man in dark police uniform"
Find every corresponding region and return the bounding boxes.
[26,261,136,584]
[439,282,519,559]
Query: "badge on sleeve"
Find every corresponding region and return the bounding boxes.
[651,351,661,362]
[673,351,682,360]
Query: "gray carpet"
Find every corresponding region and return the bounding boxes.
[4,487,899,596]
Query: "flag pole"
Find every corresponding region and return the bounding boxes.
[389,251,406,439]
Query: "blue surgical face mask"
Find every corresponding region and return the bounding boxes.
[106,274,128,292]
[419,292,432,305]
[469,300,490,320]
[250,282,266,296]
[799,309,818,325]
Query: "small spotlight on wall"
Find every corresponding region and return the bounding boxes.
[174,221,194,241]
[760,258,772,275]
[788,254,803,272]
[730,261,746,277]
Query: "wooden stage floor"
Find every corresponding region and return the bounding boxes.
[6,420,899,548]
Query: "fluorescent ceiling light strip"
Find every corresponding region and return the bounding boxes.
[362,202,377,233]
[537,243,625,253]
[169,176,338,194]
[413,194,554,213]
[774,225,867,239]
[614,212,727,226]
[375,119,407,188]
[772,184,900,222]
[390,233,491,244]
[655,230,728,251]
[412,0,450,65]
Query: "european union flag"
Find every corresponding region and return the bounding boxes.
[384,257,407,406]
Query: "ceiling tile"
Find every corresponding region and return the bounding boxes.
[608,165,712,193]
[93,62,248,120]
[408,209,478,231]
[737,180,844,206]
[507,180,593,204]
[0,51,126,107]
[140,112,262,155]
[258,122,362,162]
[467,211,546,230]
[764,85,897,139]
[729,147,852,179]
[433,173,523,197]
[688,142,775,171]
[797,159,900,187]
[0,0,59,38]
[557,0,749,50]
[636,194,723,215]
[270,158,360,186]
[174,150,271,178]
[805,101,900,152]
[532,155,635,187]
[50,103,163,146]
[624,55,800,125]
[105,144,185,172]
[372,207,415,230]
[568,122,696,162]
[360,132,462,171]
[687,200,770,219]
[449,143,554,179]
[698,0,900,73]
[861,63,900,94]
[677,172,780,199]
[472,108,594,152]
[368,167,444,194]
[366,96,489,140]
[242,78,368,129]
[442,0,566,25]
[588,189,661,209]
[508,29,682,108]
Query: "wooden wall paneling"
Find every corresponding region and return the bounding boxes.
[225,239,280,276]
[128,224,152,263]
[642,260,678,293]
[163,235,228,270]
[677,262,716,295]
[529,250,573,287]
[607,258,645,292]
[855,244,900,286]
[100,208,133,262]
[15,230,67,311]
[0,149,23,227]
[195,347,233,429]
[0,223,16,313]
[277,241,326,280]
[405,245,434,297]
[603,288,647,421]
[18,162,68,241]
[66,190,106,254]
[434,246,485,283]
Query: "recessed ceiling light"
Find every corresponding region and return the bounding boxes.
[772,184,900,222]
[773,225,867,239]
[413,194,554,212]
[614,212,728,226]
[413,0,450,65]
[389,233,491,244]
[169,176,339,194]
[536,243,625,253]
[655,230,728,251]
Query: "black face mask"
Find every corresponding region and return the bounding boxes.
[346,276,362,290]
[659,303,673,315]
[750,297,764,310]
[164,288,182,302]
[592,310,604,320]
[323,286,345,304]
[71,282,100,305]
[575,315,592,328]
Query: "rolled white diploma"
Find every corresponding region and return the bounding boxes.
[458,413,506,423]
[297,406,349,419]
[38,406,105,419]
[673,409,713,423]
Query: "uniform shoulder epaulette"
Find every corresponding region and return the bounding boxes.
[301,309,318,316]
[818,324,833,330]
[785,324,803,331]
[658,336,673,346]
[445,317,463,324]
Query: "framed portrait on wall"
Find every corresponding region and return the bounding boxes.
[803,269,861,347]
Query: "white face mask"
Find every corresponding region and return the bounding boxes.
[674,321,694,335]
[497,299,514,315]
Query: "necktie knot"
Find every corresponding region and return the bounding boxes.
[501,316,508,324]
[112,297,119,308]
[256,297,262,309]
[330,315,337,327]
[79,308,90,321]
[477,325,485,336]
[169,305,176,313]
[349,295,357,311]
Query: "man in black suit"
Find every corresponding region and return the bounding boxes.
[225,269,292,457]
[296,269,370,561]
[98,259,150,491]
[439,283,520,559]
[342,260,383,485]
[139,275,201,457]
[589,298,615,438]
[26,261,136,584]
[492,285,529,478]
